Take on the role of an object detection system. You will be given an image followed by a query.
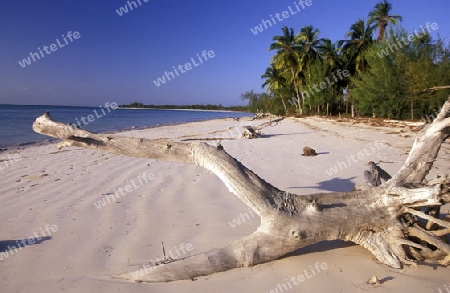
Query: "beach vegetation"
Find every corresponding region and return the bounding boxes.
[250,0,450,119]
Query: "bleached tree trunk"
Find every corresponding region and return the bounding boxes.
[279,93,288,116]
[32,98,450,283]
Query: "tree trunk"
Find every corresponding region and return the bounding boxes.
[345,85,349,114]
[32,98,450,283]
[298,91,303,115]
[279,93,287,116]
[290,68,302,115]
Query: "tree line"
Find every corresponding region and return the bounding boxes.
[119,102,248,112]
[243,0,450,120]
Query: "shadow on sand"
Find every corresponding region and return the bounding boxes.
[285,240,357,258]
[289,177,357,192]
[0,236,52,253]
[260,131,317,138]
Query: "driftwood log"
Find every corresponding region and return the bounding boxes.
[32,98,450,283]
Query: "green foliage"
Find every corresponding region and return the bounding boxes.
[340,19,374,74]
[241,0,450,120]
[127,102,145,108]
[368,0,402,41]
[240,90,287,115]
[240,90,272,113]
[351,29,450,119]
[303,61,328,113]
[261,65,289,115]
[350,43,408,118]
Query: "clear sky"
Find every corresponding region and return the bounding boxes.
[0,0,449,106]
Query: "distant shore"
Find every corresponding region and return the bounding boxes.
[118,107,248,113]
[118,102,248,112]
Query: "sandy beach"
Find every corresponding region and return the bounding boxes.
[1,116,449,293]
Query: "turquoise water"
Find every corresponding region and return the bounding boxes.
[0,104,251,148]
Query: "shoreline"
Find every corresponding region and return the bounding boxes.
[0,116,252,151]
[0,114,426,152]
[118,107,249,113]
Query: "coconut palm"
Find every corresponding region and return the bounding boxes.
[296,25,323,113]
[296,25,321,66]
[261,65,288,115]
[368,0,402,41]
[338,19,374,114]
[316,39,344,115]
[340,19,374,73]
[317,38,342,72]
[269,26,303,114]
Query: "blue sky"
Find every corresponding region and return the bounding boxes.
[0,0,449,106]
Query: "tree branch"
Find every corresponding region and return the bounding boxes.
[388,97,450,185]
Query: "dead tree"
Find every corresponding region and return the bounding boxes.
[32,98,450,283]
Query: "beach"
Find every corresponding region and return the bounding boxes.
[0,116,449,293]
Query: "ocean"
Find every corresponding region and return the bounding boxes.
[0,104,251,148]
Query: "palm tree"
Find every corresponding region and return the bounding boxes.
[261,65,288,115]
[296,25,321,66]
[317,39,343,115]
[317,38,342,72]
[368,0,402,41]
[296,25,322,112]
[339,19,374,114]
[269,26,303,114]
[341,19,374,73]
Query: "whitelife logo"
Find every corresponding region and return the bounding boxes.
[266,262,328,293]
[131,243,194,279]
[93,172,155,209]
[18,31,81,68]
[325,140,388,176]
[116,0,149,16]
[250,0,313,35]
[69,102,118,129]
[377,22,439,58]
[0,224,58,261]
[152,50,215,87]
[288,69,350,108]
[56,102,119,138]
[0,153,21,171]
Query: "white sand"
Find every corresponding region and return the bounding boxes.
[0,116,449,293]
